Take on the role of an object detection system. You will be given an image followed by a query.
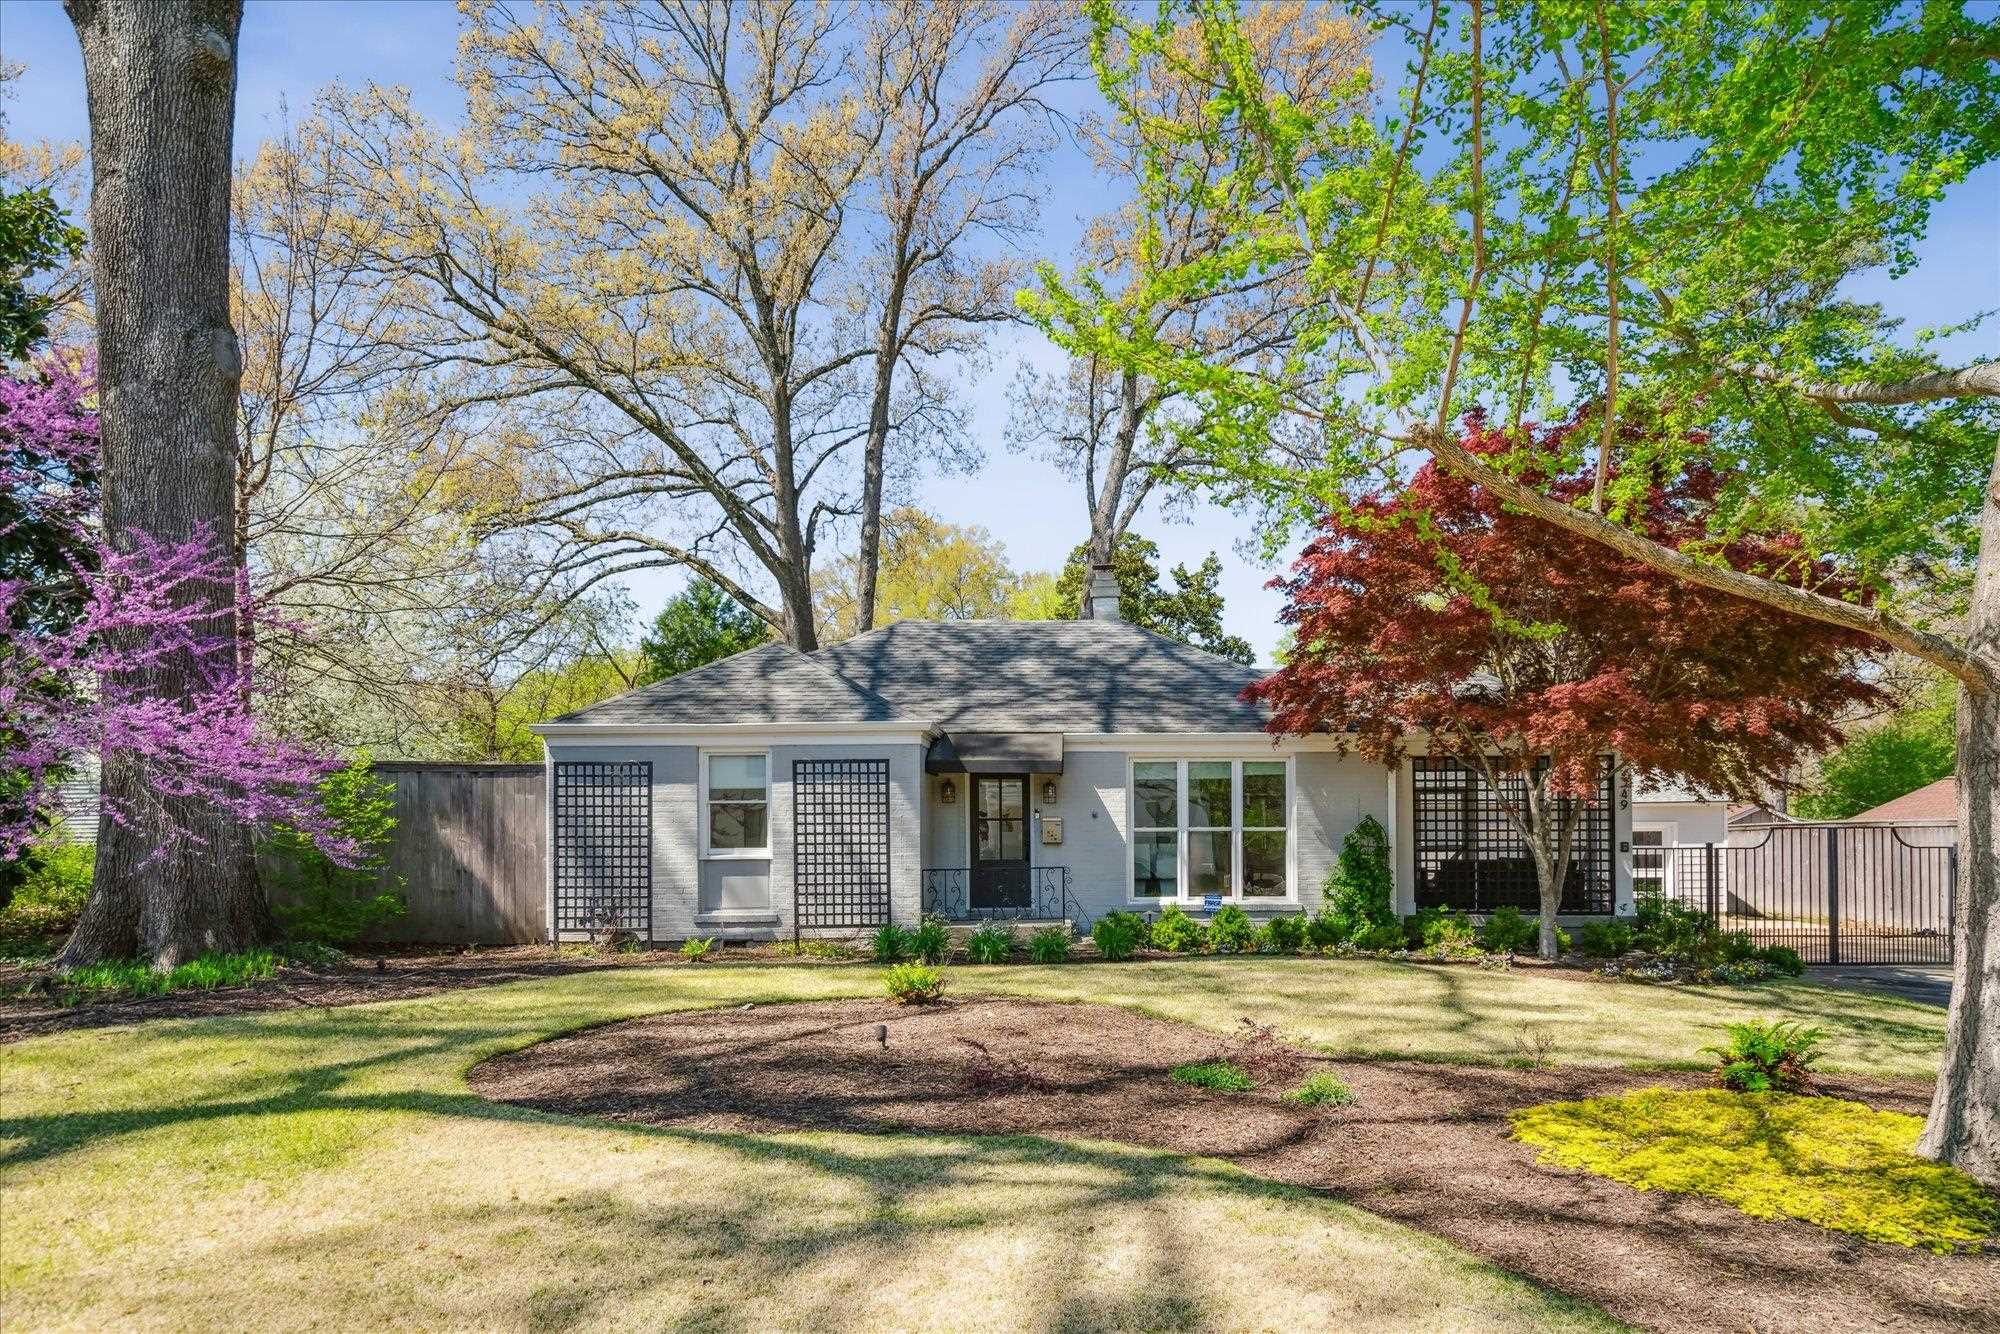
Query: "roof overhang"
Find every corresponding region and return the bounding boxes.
[532,720,929,742]
[926,730,1064,774]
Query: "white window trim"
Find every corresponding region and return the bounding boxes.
[1125,755,1298,906]
[699,749,771,860]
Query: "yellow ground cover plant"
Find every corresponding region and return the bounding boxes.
[1512,1088,1997,1252]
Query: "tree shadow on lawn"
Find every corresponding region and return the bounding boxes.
[461,997,1989,1334]
[222,1121,1605,1334]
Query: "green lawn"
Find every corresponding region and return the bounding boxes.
[0,960,1944,1330]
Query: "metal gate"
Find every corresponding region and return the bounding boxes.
[1658,823,1955,965]
[552,760,652,940]
[792,758,891,931]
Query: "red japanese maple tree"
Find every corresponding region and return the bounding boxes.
[1248,421,1887,956]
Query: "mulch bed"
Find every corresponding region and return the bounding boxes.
[0,945,702,1044]
[472,997,1998,1334]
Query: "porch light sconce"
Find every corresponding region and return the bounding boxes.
[1041,779,1058,804]
[939,779,957,804]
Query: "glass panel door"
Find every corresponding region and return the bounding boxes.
[970,775,1029,911]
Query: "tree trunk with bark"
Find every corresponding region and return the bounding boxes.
[1918,435,2000,1185]
[56,0,272,970]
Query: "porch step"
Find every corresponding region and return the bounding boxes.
[938,918,1072,942]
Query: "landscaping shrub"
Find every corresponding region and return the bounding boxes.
[1321,815,1394,940]
[882,962,945,1004]
[1206,904,1256,954]
[965,924,1014,964]
[1149,903,1206,953]
[1351,922,1406,952]
[870,923,914,963]
[1512,1088,1998,1252]
[1264,912,1308,953]
[773,938,853,959]
[911,916,952,965]
[1756,943,1804,976]
[680,937,716,961]
[1477,906,1538,954]
[56,949,281,1004]
[1306,905,1345,952]
[1091,910,1146,961]
[1284,1071,1356,1107]
[266,757,406,947]
[1170,1060,1254,1092]
[1027,925,1071,963]
[281,940,346,969]
[0,842,92,958]
[1707,1020,1825,1093]
[1718,930,1759,964]
[1404,906,1475,949]
[1634,888,1720,964]
[1578,920,1635,958]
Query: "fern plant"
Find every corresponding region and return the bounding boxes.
[1706,1020,1826,1093]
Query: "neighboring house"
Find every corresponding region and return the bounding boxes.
[1849,777,1957,824]
[531,570,1637,943]
[55,756,100,845]
[1727,801,1796,833]
[1629,778,1727,898]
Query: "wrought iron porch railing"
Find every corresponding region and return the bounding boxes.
[921,866,1085,927]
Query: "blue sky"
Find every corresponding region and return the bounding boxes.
[4,0,1996,662]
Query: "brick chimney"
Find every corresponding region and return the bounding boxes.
[1085,563,1122,621]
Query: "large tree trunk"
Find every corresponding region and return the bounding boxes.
[1918,436,2000,1186]
[57,0,272,971]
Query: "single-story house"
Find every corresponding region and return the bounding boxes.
[1849,776,1957,824]
[531,571,1639,943]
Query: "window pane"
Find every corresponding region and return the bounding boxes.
[1134,762,1176,827]
[1187,762,1232,828]
[1186,830,1232,894]
[1244,830,1287,897]
[1133,831,1177,897]
[709,801,767,850]
[709,754,766,801]
[999,780,1023,820]
[1243,762,1286,827]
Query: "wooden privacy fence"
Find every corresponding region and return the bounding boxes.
[268,761,548,945]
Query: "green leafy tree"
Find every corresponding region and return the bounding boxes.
[0,187,85,361]
[1031,0,2000,1186]
[1052,534,1254,663]
[636,580,769,684]
[1795,679,1958,820]
[817,508,1019,641]
[265,756,404,947]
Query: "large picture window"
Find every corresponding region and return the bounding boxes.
[703,752,769,856]
[1129,758,1291,902]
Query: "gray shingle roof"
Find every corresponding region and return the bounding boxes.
[549,619,1273,732]
[548,641,895,725]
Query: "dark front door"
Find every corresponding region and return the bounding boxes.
[970,775,1029,911]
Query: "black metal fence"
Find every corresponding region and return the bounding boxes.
[921,866,1079,924]
[1656,823,1955,965]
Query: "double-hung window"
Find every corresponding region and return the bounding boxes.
[703,753,769,857]
[1129,758,1290,901]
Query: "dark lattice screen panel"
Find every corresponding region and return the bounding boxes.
[793,758,891,929]
[1412,757,1614,915]
[552,761,652,938]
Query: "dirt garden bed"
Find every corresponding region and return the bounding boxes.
[0,945,694,1043]
[472,997,1995,1334]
